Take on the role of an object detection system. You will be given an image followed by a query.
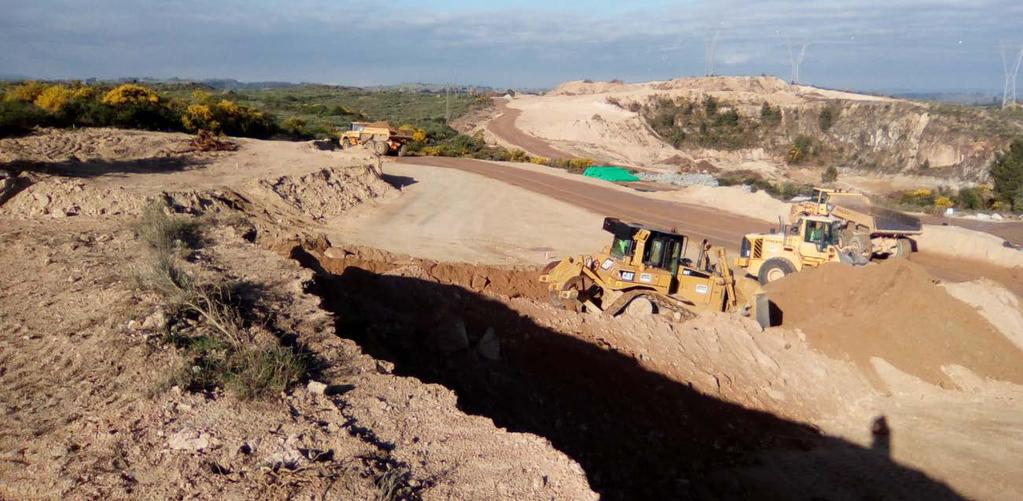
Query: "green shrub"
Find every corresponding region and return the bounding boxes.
[0,100,48,137]
[818,107,835,132]
[990,138,1023,211]
[821,165,838,183]
[760,102,782,125]
[956,186,985,210]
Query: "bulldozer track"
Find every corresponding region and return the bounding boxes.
[602,289,698,320]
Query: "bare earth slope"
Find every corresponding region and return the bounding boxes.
[0,129,597,500]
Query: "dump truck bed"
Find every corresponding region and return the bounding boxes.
[830,197,922,234]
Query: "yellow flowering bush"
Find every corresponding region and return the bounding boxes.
[3,81,48,103]
[34,85,73,113]
[101,84,161,106]
[182,104,217,131]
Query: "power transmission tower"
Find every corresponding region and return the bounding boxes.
[1001,43,1023,108]
[705,29,721,76]
[786,38,810,84]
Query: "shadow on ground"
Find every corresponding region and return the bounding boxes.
[295,248,962,500]
[5,156,209,178]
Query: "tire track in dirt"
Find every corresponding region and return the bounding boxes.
[397,156,1023,297]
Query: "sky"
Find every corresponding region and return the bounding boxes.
[2,0,1023,92]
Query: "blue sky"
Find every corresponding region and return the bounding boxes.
[2,0,1022,91]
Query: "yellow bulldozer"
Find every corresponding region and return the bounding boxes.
[540,217,769,327]
[338,121,412,156]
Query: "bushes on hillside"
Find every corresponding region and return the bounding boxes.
[182,98,276,138]
[641,95,770,151]
[0,80,286,139]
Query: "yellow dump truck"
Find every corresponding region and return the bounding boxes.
[338,122,412,156]
[790,188,920,258]
[540,217,769,327]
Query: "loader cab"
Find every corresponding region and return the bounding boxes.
[799,216,840,254]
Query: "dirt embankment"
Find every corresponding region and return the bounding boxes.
[766,260,1023,389]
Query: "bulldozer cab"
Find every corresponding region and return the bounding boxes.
[603,217,685,277]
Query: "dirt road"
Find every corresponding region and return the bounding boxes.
[487,100,574,159]
[398,156,1023,296]
[327,163,607,264]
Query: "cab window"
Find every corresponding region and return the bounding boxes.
[644,235,682,273]
[803,220,833,245]
[611,236,633,258]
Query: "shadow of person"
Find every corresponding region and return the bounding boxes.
[872,415,892,456]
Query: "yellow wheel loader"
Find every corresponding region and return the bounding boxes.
[736,215,865,285]
[338,121,412,156]
[539,217,769,327]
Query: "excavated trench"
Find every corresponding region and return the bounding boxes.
[282,238,964,500]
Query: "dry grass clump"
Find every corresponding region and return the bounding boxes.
[135,199,307,399]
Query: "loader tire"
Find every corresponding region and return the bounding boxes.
[892,238,912,259]
[758,258,795,285]
[397,144,408,157]
[542,260,561,273]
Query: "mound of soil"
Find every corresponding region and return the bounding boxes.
[254,166,397,221]
[766,260,1023,388]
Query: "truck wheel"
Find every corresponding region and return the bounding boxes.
[841,230,870,257]
[758,258,795,285]
[341,137,351,149]
[892,238,912,259]
[397,144,408,157]
[372,140,390,155]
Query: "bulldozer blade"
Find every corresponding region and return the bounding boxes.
[754,293,771,329]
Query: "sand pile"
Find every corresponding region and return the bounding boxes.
[253,166,397,221]
[942,279,1023,351]
[916,224,1023,268]
[0,176,150,218]
[0,127,190,163]
[765,260,1023,388]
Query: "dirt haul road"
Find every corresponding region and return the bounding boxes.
[398,156,1023,296]
[487,99,575,160]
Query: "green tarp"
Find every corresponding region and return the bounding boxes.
[582,166,639,182]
